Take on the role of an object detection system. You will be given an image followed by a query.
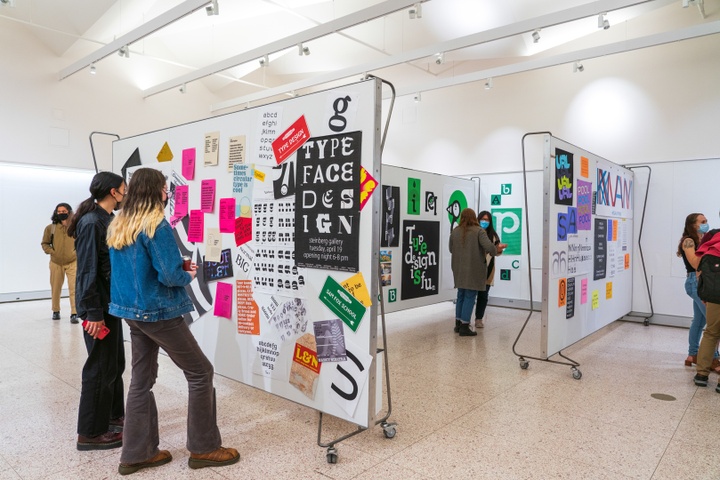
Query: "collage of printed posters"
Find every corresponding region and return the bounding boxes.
[116,83,381,427]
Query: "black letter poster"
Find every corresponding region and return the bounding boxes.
[401,220,439,300]
[295,132,361,272]
[593,218,607,280]
[555,148,574,206]
[381,186,400,247]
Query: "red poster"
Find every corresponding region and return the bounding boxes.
[272,115,310,165]
[234,216,252,247]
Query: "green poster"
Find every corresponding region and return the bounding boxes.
[407,177,421,215]
[319,276,367,332]
[491,208,522,255]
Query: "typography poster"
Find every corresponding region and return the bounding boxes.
[555,148,574,206]
[593,217,607,280]
[381,186,400,247]
[295,131,361,272]
[401,220,439,300]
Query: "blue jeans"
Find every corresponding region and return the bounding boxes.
[455,288,478,323]
[686,273,707,356]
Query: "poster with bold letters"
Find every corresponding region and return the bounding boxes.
[401,220,439,300]
[381,186,400,247]
[555,148,573,206]
[295,131,361,272]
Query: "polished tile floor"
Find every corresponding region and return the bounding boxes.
[0,298,716,479]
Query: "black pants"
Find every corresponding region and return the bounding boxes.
[77,312,125,437]
[475,285,491,320]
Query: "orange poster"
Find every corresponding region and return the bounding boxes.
[236,280,260,335]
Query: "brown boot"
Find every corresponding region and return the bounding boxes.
[118,450,172,475]
[188,446,240,469]
[77,431,122,451]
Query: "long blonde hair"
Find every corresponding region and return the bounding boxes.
[107,168,166,249]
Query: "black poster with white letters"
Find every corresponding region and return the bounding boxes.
[295,131,362,272]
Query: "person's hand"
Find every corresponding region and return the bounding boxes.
[497,243,508,254]
[188,265,198,281]
[84,320,106,339]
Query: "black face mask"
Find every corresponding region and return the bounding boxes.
[163,198,169,209]
[57,213,69,221]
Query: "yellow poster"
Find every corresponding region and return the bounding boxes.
[254,169,266,182]
[558,278,566,307]
[341,272,372,307]
[606,282,613,299]
[157,141,173,162]
[592,290,600,310]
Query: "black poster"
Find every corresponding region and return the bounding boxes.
[555,148,574,206]
[203,248,234,281]
[295,131,361,272]
[566,277,575,319]
[401,220,439,300]
[593,218,607,280]
[381,186,400,247]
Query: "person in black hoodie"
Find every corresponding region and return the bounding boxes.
[67,171,126,451]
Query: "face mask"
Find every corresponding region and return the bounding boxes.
[480,220,490,229]
[113,190,124,211]
[163,198,169,209]
[57,213,69,221]
[699,223,710,234]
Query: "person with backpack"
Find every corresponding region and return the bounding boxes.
[692,219,720,391]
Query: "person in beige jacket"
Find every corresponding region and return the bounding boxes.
[41,203,78,323]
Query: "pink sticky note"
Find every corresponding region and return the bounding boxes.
[213,282,233,319]
[201,179,216,213]
[234,217,252,247]
[581,278,588,304]
[187,210,204,243]
[182,148,196,180]
[219,198,236,233]
[174,185,189,218]
[169,215,184,229]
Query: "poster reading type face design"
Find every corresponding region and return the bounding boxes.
[381,186,400,247]
[555,148,574,206]
[295,131,361,272]
[594,217,607,280]
[401,220,439,300]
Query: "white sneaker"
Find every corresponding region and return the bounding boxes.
[475,319,484,329]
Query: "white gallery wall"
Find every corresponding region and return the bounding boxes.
[1,16,719,322]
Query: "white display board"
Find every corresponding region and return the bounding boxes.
[378,166,476,313]
[476,171,543,308]
[542,136,634,357]
[112,79,382,428]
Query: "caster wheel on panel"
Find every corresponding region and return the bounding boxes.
[519,358,529,370]
[326,446,338,464]
[571,367,582,380]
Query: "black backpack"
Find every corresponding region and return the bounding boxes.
[697,229,720,304]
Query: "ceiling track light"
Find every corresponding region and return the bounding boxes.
[118,45,129,58]
[532,30,541,43]
[298,43,310,56]
[89,64,96,75]
[205,0,219,16]
[598,13,610,30]
[434,52,444,65]
[573,61,584,73]
[179,84,186,94]
[259,54,269,67]
[408,2,422,19]
[413,92,421,103]
[484,78,493,90]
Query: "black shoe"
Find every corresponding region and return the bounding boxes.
[70,314,79,324]
[77,431,123,451]
[454,320,461,333]
[716,383,720,394]
[458,323,477,337]
[694,374,709,387]
[52,312,60,320]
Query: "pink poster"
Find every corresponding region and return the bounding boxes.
[201,179,216,213]
[234,216,252,247]
[182,148,196,180]
[581,278,588,304]
[174,185,189,218]
[213,282,233,319]
[188,210,204,243]
[219,198,235,233]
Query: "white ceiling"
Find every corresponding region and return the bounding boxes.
[1,0,718,111]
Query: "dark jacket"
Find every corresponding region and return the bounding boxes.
[74,207,113,321]
[449,225,497,291]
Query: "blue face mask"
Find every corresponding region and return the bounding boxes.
[699,223,710,234]
[480,220,490,229]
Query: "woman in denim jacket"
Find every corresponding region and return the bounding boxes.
[107,168,239,476]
